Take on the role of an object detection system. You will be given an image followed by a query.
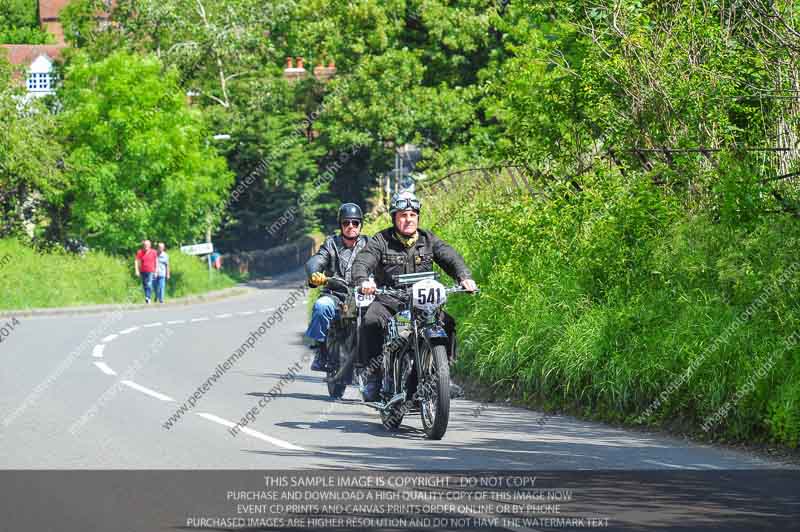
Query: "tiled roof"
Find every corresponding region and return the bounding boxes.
[0,45,65,66]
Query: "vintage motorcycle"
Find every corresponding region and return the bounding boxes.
[361,271,477,440]
[321,277,374,399]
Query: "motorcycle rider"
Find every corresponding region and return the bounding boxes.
[352,191,477,401]
[305,203,369,371]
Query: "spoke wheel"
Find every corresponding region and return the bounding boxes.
[419,344,450,440]
[380,353,406,430]
[381,403,404,430]
[325,333,346,399]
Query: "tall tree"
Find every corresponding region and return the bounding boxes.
[56,51,233,252]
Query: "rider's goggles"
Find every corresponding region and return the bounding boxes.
[392,198,421,211]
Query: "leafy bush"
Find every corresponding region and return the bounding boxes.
[0,26,54,44]
[0,0,53,44]
[424,169,800,448]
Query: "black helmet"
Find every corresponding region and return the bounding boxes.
[337,203,363,225]
[389,191,421,216]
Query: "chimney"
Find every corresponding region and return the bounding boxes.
[313,58,337,82]
[283,55,308,82]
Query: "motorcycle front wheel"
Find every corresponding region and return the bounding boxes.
[325,334,346,400]
[419,344,450,440]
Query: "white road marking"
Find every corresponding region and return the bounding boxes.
[166,320,186,325]
[260,307,275,313]
[643,459,694,470]
[101,334,118,343]
[91,345,105,358]
[142,322,163,328]
[119,326,140,335]
[191,317,210,322]
[215,313,233,319]
[693,463,722,470]
[195,412,305,451]
[121,380,174,402]
[94,361,116,376]
[238,311,256,316]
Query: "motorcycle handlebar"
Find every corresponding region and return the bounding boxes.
[356,284,479,297]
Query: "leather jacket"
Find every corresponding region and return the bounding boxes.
[305,234,368,300]
[351,227,472,289]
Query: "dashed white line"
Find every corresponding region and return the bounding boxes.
[91,345,105,358]
[191,317,210,322]
[121,380,174,402]
[238,311,256,316]
[643,459,694,470]
[142,322,163,328]
[101,334,118,343]
[215,313,233,319]
[94,361,116,376]
[693,463,722,470]
[166,320,186,325]
[260,307,275,313]
[195,412,305,451]
[119,326,140,335]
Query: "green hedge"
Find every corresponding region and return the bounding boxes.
[0,239,236,310]
[419,170,800,448]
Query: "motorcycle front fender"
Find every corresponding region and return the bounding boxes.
[421,326,449,353]
[423,325,448,340]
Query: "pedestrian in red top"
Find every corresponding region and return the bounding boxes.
[135,240,158,304]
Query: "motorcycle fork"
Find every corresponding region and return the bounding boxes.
[411,319,424,397]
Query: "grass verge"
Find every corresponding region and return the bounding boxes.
[0,239,237,310]
[419,169,800,449]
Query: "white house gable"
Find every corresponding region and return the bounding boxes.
[26,55,55,96]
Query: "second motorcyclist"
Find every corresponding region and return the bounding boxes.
[304,203,369,371]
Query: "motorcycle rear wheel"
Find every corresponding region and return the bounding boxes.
[381,354,406,430]
[419,344,450,440]
[381,403,404,430]
[327,380,346,399]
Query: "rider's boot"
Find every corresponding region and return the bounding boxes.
[361,365,382,402]
[310,342,327,372]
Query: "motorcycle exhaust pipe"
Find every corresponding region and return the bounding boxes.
[382,392,406,410]
[362,393,406,411]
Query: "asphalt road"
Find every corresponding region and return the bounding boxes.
[2,271,798,531]
[0,271,792,469]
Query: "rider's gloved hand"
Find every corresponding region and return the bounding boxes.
[460,278,478,292]
[360,278,377,295]
[310,272,328,287]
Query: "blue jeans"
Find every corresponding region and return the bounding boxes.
[140,272,154,301]
[304,295,338,343]
[153,276,166,303]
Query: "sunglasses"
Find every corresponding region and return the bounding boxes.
[393,198,421,211]
[341,219,361,227]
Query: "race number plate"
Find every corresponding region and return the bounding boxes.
[355,292,375,308]
[412,279,446,311]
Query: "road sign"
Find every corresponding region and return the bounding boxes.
[180,242,213,255]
